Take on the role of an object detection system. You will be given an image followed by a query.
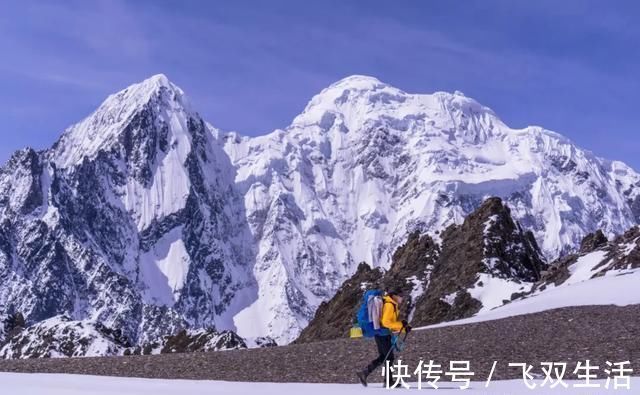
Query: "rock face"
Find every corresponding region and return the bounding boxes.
[579,230,608,253]
[0,313,25,344]
[1,74,640,350]
[296,197,547,342]
[410,197,546,326]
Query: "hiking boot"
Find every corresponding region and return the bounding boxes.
[356,369,368,387]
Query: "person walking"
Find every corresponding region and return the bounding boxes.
[356,288,412,387]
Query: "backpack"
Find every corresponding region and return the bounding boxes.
[356,289,391,337]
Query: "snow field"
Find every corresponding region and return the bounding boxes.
[1,373,637,395]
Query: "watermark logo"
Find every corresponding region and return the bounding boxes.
[381,360,633,390]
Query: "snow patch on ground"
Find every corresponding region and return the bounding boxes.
[407,275,425,322]
[441,291,457,305]
[406,275,424,302]
[622,238,639,256]
[483,215,498,236]
[566,250,609,285]
[468,274,531,313]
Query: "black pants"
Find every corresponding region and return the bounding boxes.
[365,334,394,375]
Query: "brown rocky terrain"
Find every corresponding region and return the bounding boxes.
[295,232,439,344]
[410,197,546,327]
[0,305,637,383]
[297,197,548,344]
[295,263,384,344]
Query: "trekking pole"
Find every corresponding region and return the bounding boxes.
[382,329,410,364]
[380,330,411,387]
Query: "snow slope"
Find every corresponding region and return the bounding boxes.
[1,373,636,395]
[420,245,640,330]
[423,268,640,330]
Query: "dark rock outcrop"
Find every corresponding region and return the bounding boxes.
[0,312,26,344]
[605,226,640,271]
[411,197,546,326]
[579,229,608,253]
[631,195,640,223]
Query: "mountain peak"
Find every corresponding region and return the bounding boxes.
[51,75,191,168]
[145,73,171,85]
[135,73,177,94]
[116,73,185,108]
[291,75,407,129]
[290,74,500,134]
[326,74,387,91]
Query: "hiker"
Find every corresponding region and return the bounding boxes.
[357,288,412,386]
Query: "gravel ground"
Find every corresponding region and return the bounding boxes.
[0,305,638,383]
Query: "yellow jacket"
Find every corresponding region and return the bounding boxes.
[380,295,404,333]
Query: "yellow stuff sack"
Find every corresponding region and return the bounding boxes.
[350,325,363,338]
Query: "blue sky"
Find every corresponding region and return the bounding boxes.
[1,1,639,168]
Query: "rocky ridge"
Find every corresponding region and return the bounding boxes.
[297,197,548,342]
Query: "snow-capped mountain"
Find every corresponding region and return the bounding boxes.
[1,74,639,350]
[0,75,256,352]
[221,75,640,342]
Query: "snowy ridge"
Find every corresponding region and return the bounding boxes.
[424,267,640,331]
[130,327,249,356]
[0,316,127,359]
